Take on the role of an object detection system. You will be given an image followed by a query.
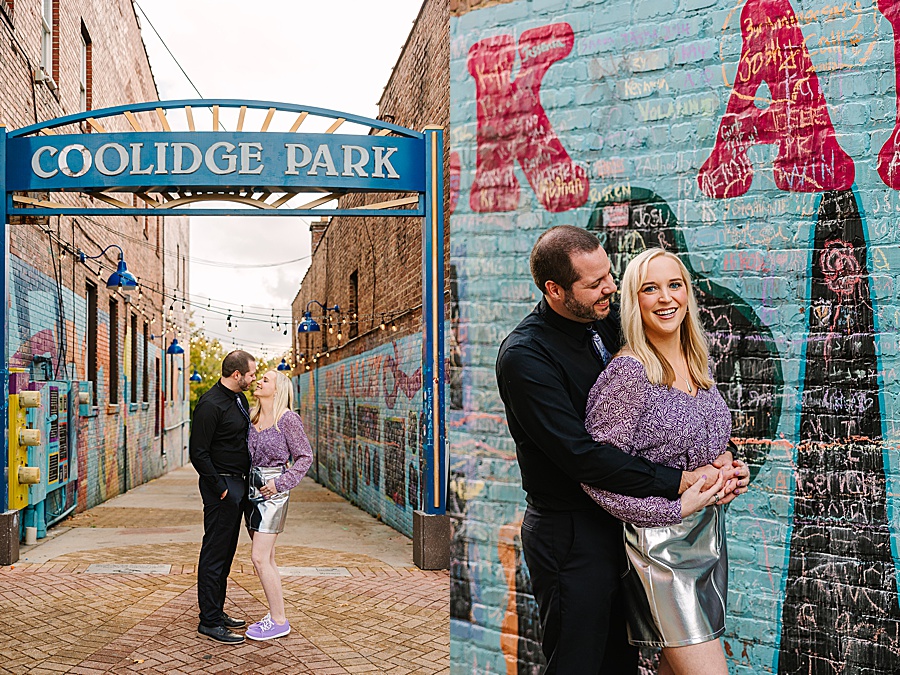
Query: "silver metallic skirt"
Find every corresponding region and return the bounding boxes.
[621,504,727,647]
[244,466,290,534]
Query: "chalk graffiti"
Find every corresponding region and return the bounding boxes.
[296,338,424,536]
[587,188,783,476]
[467,23,589,213]
[778,190,900,674]
[698,0,854,198]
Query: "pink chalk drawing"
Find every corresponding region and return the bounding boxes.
[467,22,589,213]
[698,0,855,199]
[877,0,900,189]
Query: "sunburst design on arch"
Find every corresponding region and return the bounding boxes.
[6,99,425,217]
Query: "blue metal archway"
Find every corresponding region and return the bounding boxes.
[0,99,445,521]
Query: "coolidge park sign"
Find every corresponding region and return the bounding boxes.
[1,101,447,558]
[11,133,422,191]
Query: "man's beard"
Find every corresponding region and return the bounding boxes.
[564,293,609,322]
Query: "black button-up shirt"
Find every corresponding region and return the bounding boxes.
[189,380,251,494]
[496,299,682,512]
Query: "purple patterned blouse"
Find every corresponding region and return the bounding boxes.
[581,355,731,527]
[248,410,314,493]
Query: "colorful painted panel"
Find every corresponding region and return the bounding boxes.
[450,1,900,673]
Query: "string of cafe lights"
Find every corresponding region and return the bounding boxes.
[33,223,421,342]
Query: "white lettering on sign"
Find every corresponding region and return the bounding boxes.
[206,141,236,175]
[373,146,399,178]
[32,146,58,178]
[172,142,202,174]
[95,143,129,176]
[58,144,92,178]
[342,145,369,177]
[155,142,169,174]
[283,143,400,179]
[28,139,404,182]
[240,142,264,175]
[285,143,311,175]
[309,145,338,176]
[130,143,154,175]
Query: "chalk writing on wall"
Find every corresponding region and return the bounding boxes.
[698,0,854,199]
[587,188,783,477]
[778,190,900,674]
[467,22,589,213]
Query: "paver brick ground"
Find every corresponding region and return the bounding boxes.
[0,469,448,674]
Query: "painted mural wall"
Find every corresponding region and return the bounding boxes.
[8,256,177,511]
[449,0,900,673]
[295,336,425,537]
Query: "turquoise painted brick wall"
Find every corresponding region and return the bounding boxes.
[295,336,424,537]
[9,255,171,512]
[450,1,900,673]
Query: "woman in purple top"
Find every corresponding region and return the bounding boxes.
[243,370,313,641]
[582,249,747,675]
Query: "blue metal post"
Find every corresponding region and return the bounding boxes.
[1,125,8,513]
[421,126,445,515]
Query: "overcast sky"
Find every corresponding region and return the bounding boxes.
[135,0,425,363]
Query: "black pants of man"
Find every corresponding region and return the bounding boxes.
[197,474,246,628]
[521,506,638,675]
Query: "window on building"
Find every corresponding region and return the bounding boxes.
[0,0,13,23]
[143,321,149,403]
[168,349,175,403]
[87,281,97,403]
[349,270,359,339]
[130,313,138,404]
[154,357,160,437]
[79,23,92,112]
[109,298,119,404]
[40,0,52,76]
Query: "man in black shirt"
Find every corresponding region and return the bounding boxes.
[190,350,257,644]
[496,226,745,673]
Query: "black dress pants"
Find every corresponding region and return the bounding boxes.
[521,506,638,675]
[198,475,246,628]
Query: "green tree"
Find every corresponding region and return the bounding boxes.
[188,325,281,415]
[189,327,227,416]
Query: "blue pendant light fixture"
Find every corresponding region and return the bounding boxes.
[298,300,339,333]
[189,369,202,382]
[277,358,290,371]
[166,338,185,355]
[79,244,138,292]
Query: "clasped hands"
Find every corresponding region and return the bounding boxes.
[679,449,750,517]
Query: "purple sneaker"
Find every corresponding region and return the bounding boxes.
[246,614,291,641]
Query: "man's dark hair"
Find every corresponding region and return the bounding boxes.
[530,225,602,293]
[221,350,255,378]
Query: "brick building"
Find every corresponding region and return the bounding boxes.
[0,0,190,545]
[449,0,900,673]
[291,0,449,538]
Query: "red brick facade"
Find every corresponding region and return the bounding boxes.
[292,0,449,367]
[1,0,190,510]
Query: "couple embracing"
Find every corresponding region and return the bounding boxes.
[497,227,751,674]
[189,350,313,644]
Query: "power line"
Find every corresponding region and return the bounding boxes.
[133,0,205,100]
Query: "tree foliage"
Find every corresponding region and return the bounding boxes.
[188,325,281,415]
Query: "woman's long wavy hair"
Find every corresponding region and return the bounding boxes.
[250,370,294,430]
[619,248,713,390]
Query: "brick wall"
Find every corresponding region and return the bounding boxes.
[1,0,190,512]
[292,0,449,535]
[449,1,900,673]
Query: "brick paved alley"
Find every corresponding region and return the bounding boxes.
[0,467,449,675]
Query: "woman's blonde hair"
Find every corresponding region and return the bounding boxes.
[619,248,713,390]
[250,370,294,429]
